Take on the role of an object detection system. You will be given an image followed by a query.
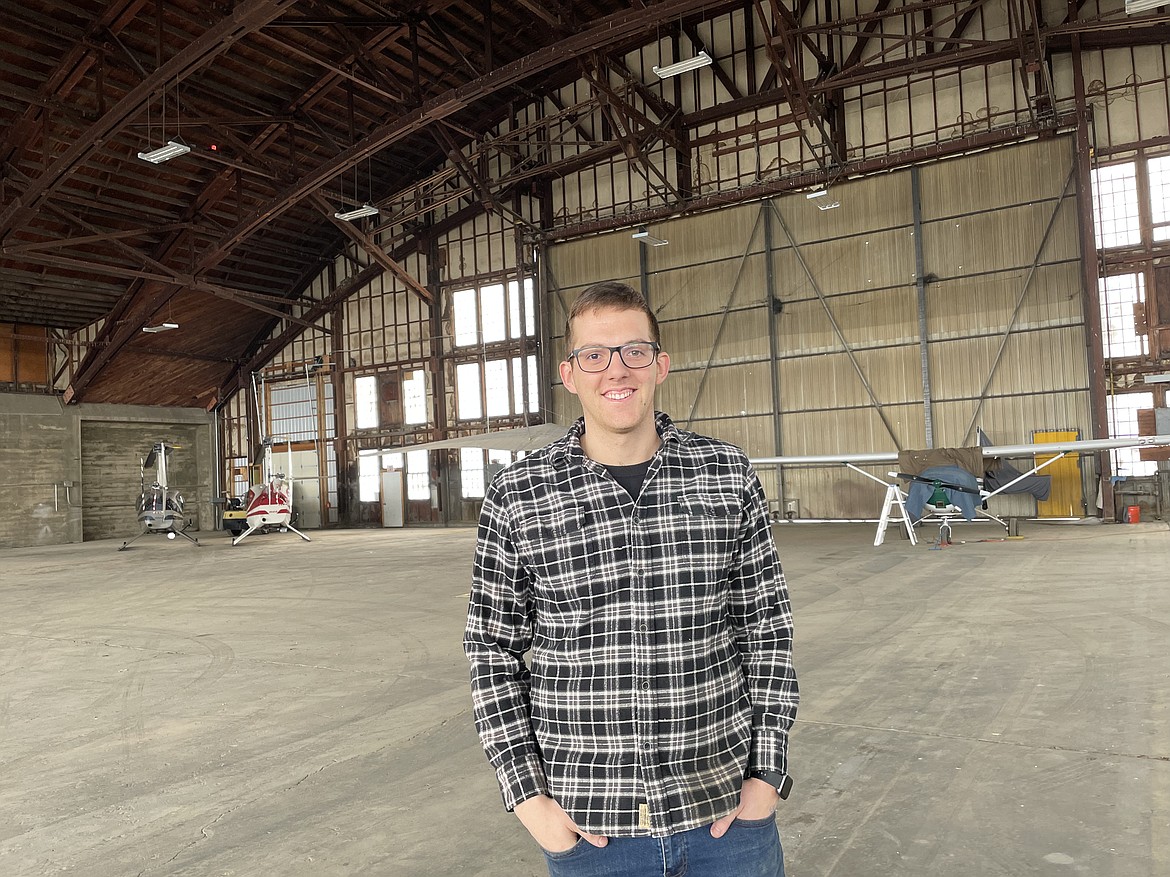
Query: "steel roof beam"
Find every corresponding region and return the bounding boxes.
[0,0,298,240]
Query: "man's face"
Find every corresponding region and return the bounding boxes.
[559,306,670,440]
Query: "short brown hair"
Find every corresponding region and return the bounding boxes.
[565,281,660,351]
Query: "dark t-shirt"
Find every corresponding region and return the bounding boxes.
[603,458,653,501]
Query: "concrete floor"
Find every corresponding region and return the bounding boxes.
[1,519,1167,876]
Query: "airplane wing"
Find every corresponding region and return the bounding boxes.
[386,423,568,454]
[749,435,1170,467]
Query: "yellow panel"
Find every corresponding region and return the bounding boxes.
[1033,429,1083,518]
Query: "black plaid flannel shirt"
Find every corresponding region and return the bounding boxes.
[464,412,798,838]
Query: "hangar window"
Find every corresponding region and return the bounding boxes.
[403,370,427,425]
[359,453,380,502]
[456,356,538,421]
[452,279,534,347]
[1150,155,1170,242]
[450,276,539,423]
[453,287,480,346]
[1098,273,1148,359]
[1107,392,1156,477]
[484,359,510,417]
[508,279,536,337]
[355,375,378,428]
[1090,161,1141,249]
[460,448,485,498]
[513,356,539,414]
[460,448,517,499]
[456,362,483,420]
[406,450,429,501]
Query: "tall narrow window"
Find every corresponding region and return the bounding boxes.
[512,355,539,414]
[461,448,486,498]
[1090,162,1141,249]
[406,450,429,500]
[1149,155,1170,243]
[403,370,428,425]
[456,362,483,420]
[480,283,507,343]
[484,359,511,417]
[355,375,378,429]
[508,278,535,338]
[1107,392,1156,477]
[359,453,380,501]
[453,288,479,346]
[1099,273,1148,359]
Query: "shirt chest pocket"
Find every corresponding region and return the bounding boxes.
[676,492,743,553]
[513,503,586,581]
[512,504,618,617]
[677,492,741,520]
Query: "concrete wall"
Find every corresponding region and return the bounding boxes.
[0,393,214,549]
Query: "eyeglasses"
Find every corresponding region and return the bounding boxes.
[569,342,660,373]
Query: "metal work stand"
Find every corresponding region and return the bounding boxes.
[875,481,917,546]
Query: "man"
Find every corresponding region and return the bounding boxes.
[464,281,798,876]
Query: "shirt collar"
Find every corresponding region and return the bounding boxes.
[548,411,685,466]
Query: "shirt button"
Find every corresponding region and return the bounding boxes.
[638,623,648,632]
[641,681,650,690]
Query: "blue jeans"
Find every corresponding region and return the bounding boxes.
[542,817,785,877]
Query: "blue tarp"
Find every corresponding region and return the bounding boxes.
[906,465,980,522]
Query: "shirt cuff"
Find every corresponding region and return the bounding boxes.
[496,753,550,811]
[750,731,789,778]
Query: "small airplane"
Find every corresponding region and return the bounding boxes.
[750,433,1170,546]
[119,442,199,550]
[231,438,311,546]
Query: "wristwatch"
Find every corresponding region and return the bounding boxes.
[749,769,793,800]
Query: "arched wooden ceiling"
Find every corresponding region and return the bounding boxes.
[0,0,1165,407]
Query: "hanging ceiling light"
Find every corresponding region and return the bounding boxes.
[1125,0,1164,12]
[806,188,840,211]
[142,322,180,333]
[632,227,669,246]
[334,204,380,221]
[137,140,191,164]
[652,51,712,79]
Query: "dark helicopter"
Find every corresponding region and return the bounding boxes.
[119,442,199,550]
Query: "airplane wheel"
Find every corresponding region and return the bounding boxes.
[1008,517,1021,537]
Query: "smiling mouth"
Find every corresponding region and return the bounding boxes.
[603,389,634,400]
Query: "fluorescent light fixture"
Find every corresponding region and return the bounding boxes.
[1125,0,1164,13]
[1143,373,1170,383]
[652,51,712,79]
[806,187,840,210]
[632,228,669,247]
[137,140,191,164]
[142,322,179,334]
[334,204,380,221]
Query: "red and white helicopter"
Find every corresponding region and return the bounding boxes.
[230,438,311,547]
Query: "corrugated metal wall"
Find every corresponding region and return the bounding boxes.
[548,136,1090,519]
